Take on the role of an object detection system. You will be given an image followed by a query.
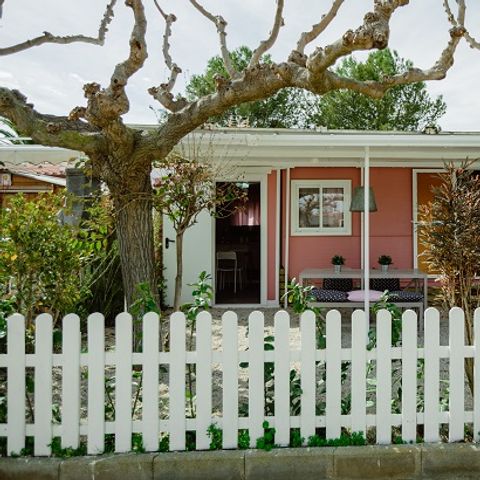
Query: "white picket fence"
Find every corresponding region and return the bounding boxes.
[0,307,479,456]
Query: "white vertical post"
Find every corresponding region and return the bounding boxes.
[34,313,53,456]
[87,313,105,455]
[284,168,291,308]
[222,311,238,449]
[115,312,133,453]
[474,308,480,442]
[449,307,465,442]
[169,312,187,451]
[248,311,265,447]
[423,307,440,443]
[274,310,290,446]
[170,312,186,451]
[351,309,367,435]
[275,169,281,303]
[196,311,212,450]
[142,312,160,452]
[300,310,316,443]
[62,314,81,449]
[376,309,391,444]
[7,314,26,456]
[326,310,342,440]
[401,310,417,443]
[363,146,370,324]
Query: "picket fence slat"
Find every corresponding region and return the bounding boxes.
[326,310,342,440]
[3,307,480,455]
[222,311,238,449]
[274,310,290,447]
[62,314,81,449]
[350,310,366,434]
[248,311,265,448]
[34,314,53,456]
[142,312,160,452]
[449,307,465,442]
[196,311,212,450]
[402,310,417,443]
[474,309,480,442]
[115,313,133,452]
[87,313,105,454]
[7,314,26,455]
[300,310,316,443]
[170,312,186,451]
[376,309,392,444]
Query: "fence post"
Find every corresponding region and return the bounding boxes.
[62,314,81,449]
[142,312,160,452]
[402,309,418,443]
[424,307,440,443]
[248,311,265,448]
[196,311,212,450]
[169,312,186,451]
[87,313,105,454]
[274,310,290,447]
[474,308,480,442]
[376,309,392,444]
[7,314,26,456]
[300,310,316,443]
[222,311,239,449]
[326,310,342,440]
[351,309,367,435]
[34,313,53,456]
[449,307,465,442]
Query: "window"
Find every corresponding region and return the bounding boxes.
[291,180,352,235]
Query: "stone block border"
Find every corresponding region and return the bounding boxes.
[1,443,479,480]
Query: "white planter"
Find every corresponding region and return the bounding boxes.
[334,264,342,273]
[381,264,389,272]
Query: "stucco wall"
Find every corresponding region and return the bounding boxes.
[277,167,413,282]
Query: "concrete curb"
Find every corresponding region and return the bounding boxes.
[1,444,480,480]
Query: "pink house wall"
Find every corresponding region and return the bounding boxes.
[273,167,414,287]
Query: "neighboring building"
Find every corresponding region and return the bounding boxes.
[0,167,66,208]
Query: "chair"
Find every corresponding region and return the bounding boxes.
[216,251,243,293]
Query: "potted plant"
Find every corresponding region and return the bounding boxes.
[378,255,393,272]
[331,255,345,273]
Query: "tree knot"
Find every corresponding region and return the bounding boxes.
[83,83,101,98]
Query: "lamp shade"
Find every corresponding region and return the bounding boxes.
[349,186,377,212]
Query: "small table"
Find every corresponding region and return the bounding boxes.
[299,267,428,311]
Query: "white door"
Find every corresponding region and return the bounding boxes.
[163,211,213,307]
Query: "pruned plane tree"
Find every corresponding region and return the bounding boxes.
[0,0,477,306]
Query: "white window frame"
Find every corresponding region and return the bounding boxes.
[291,179,352,236]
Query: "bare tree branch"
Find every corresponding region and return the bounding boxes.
[153,0,181,92]
[305,0,409,75]
[249,0,285,67]
[189,0,238,79]
[445,0,480,50]
[324,25,465,98]
[0,87,104,154]
[108,0,147,94]
[294,0,345,57]
[0,0,117,56]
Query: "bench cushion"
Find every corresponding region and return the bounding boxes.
[323,278,354,292]
[347,290,384,302]
[312,288,349,302]
[389,290,424,302]
[370,278,401,291]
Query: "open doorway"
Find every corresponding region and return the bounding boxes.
[215,182,261,304]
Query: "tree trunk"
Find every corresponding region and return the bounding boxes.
[173,231,184,311]
[114,188,157,310]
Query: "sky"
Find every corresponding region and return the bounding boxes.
[0,0,479,131]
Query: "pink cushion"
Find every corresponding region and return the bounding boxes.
[347,290,384,302]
